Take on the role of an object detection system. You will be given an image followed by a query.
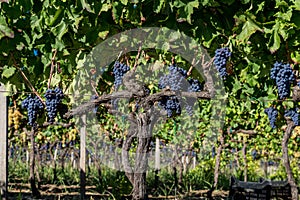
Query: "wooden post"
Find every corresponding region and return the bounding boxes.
[154,138,160,186]
[155,138,160,171]
[80,114,86,200]
[0,84,8,200]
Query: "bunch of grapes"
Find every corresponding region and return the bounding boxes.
[8,108,22,129]
[264,107,278,129]
[270,61,295,99]
[185,79,203,116]
[113,61,130,89]
[158,65,189,117]
[251,149,258,160]
[284,108,299,125]
[187,78,203,92]
[158,96,181,117]
[22,95,44,126]
[213,47,231,79]
[44,88,64,123]
[90,95,99,113]
[158,64,187,91]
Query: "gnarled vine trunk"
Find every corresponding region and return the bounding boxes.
[282,120,298,200]
[122,112,154,200]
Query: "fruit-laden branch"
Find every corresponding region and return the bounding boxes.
[64,88,211,118]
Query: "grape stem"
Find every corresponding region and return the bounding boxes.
[132,42,143,72]
[90,81,99,97]
[10,53,45,105]
[187,49,199,76]
[47,49,57,89]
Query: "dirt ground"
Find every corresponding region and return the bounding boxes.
[7,183,229,200]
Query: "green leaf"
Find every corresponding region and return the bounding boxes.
[293,0,300,10]
[282,101,294,109]
[236,15,263,43]
[50,74,61,87]
[176,0,199,24]
[80,0,94,13]
[269,24,281,53]
[0,15,14,39]
[2,67,16,79]
[51,21,68,40]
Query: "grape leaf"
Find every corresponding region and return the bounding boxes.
[2,67,16,79]
[0,15,14,39]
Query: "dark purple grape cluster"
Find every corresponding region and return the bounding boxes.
[22,95,44,126]
[158,65,188,117]
[90,95,99,113]
[168,64,187,77]
[270,62,295,99]
[158,96,181,117]
[264,107,278,129]
[297,81,300,87]
[251,149,257,160]
[158,64,187,91]
[44,88,64,123]
[184,79,203,116]
[284,108,299,125]
[187,78,203,92]
[113,61,130,89]
[213,47,231,78]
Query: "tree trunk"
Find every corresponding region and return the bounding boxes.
[122,112,154,200]
[29,128,40,198]
[282,120,298,200]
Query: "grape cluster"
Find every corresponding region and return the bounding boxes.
[90,95,99,113]
[297,81,300,87]
[8,108,22,129]
[22,95,44,126]
[44,88,64,123]
[251,149,257,160]
[158,65,189,117]
[113,61,130,89]
[187,78,203,92]
[264,107,278,129]
[158,64,187,91]
[158,96,181,117]
[185,79,203,116]
[284,108,299,125]
[270,61,295,99]
[213,47,231,78]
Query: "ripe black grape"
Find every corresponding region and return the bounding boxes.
[44,87,64,123]
[284,108,299,125]
[264,107,278,129]
[22,95,44,126]
[158,96,181,117]
[113,61,130,89]
[213,47,231,79]
[158,64,187,91]
[270,61,295,99]
[185,78,203,116]
[187,78,203,92]
[251,149,257,160]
